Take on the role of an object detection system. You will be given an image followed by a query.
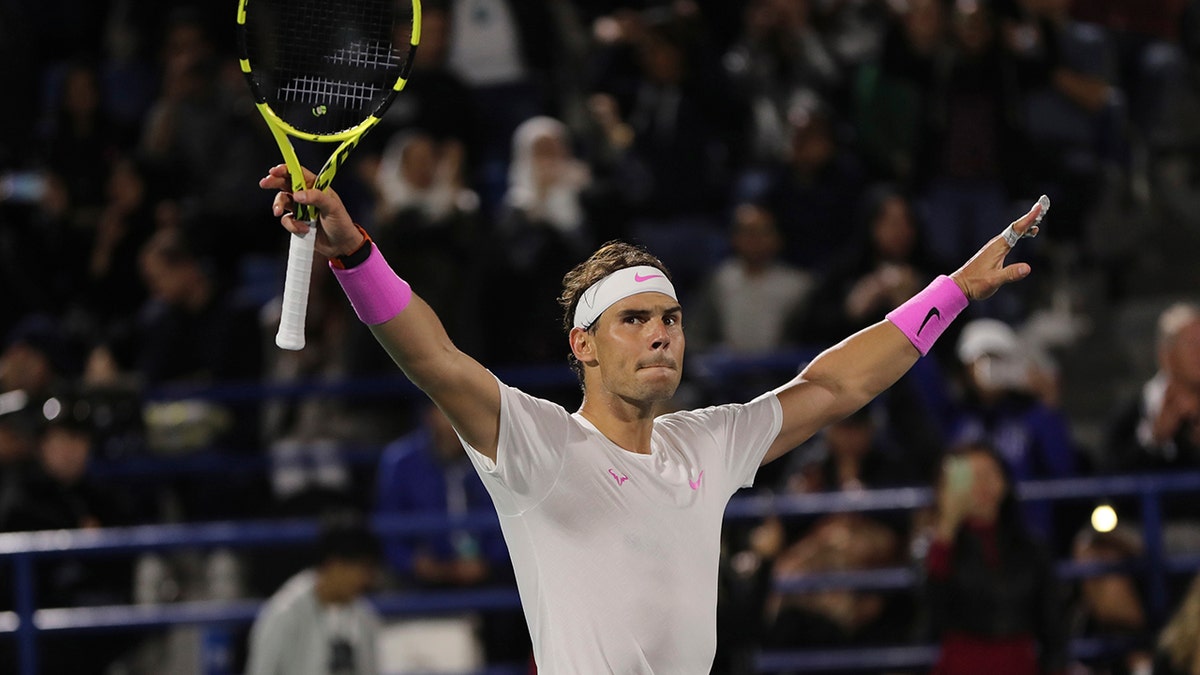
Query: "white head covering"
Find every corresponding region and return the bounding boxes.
[506,116,587,234]
[573,265,678,329]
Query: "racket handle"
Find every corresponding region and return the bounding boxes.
[275,223,317,350]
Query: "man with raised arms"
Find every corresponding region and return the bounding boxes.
[261,165,1047,673]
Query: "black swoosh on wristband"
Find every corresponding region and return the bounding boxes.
[917,307,941,336]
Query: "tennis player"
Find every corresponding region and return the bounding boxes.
[261,165,1046,673]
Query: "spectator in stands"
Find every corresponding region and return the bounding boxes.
[135,227,265,519]
[736,92,866,272]
[688,202,814,355]
[375,404,528,666]
[793,184,943,345]
[723,0,843,163]
[135,227,262,393]
[1105,302,1200,472]
[372,131,483,351]
[41,62,124,214]
[950,317,1076,539]
[0,395,138,675]
[1000,0,1124,246]
[139,10,222,189]
[1069,528,1153,675]
[914,0,1029,271]
[444,0,559,170]
[0,394,132,538]
[588,14,746,290]
[750,408,915,649]
[763,512,905,648]
[488,115,594,364]
[917,441,1068,675]
[81,155,156,331]
[0,394,137,675]
[372,6,480,159]
[0,315,87,465]
[246,514,383,675]
[852,0,946,183]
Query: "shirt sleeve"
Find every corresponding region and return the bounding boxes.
[245,608,288,675]
[658,391,783,493]
[459,377,573,515]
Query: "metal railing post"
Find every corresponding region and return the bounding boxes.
[1141,485,1167,624]
[14,553,37,675]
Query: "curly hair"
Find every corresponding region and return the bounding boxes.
[557,241,672,384]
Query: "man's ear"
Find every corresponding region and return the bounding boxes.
[570,327,598,366]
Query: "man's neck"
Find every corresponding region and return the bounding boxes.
[578,395,657,455]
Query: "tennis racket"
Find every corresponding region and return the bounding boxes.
[237,0,421,350]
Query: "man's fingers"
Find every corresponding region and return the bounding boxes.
[1001,194,1049,246]
[280,213,311,235]
[260,164,319,189]
[272,192,294,217]
[1005,262,1032,282]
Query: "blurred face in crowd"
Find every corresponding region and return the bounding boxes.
[40,426,91,487]
[0,421,32,464]
[871,195,917,262]
[827,417,873,465]
[788,108,834,173]
[953,0,994,54]
[400,135,438,191]
[965,450,1007,523]
[62,67,99,119]
[411,8,448,67]
[529,130,570,187]
[107,158,146,212]
[1166,318,1200,388]
[320,558,379,604]
[904,0,945,53]
[638,32,685,85]
[0,343,54,392]
[731,204,782,269]
[140,249,190,304]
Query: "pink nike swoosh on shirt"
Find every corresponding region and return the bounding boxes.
[608,468,629,486]
[689,471,704,490]
[634,273,664,283]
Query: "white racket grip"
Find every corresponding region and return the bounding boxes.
[275,223,316,350]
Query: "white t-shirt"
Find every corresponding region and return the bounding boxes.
[710,260,813,353]
[447,0,525,86]
[246,570,380,675]
[461,381,783,674]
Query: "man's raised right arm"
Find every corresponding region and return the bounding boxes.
[261,165,500,460]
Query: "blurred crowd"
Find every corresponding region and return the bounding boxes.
[1,0,1200,673]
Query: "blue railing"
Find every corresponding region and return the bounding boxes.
[3,472,1199,674]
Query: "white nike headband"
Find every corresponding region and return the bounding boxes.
[573,265,678,329]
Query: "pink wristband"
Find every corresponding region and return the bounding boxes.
[330,244,412,325]
[885,275,968,356]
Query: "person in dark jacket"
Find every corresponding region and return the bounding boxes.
[919,441,1068,675]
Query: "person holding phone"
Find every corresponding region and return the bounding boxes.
[920,441,1067,675]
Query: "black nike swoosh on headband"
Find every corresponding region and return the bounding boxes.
[917,307,941,336]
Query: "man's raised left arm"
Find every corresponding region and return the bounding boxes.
[761,196,1048,465]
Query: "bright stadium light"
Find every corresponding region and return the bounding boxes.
[1091,504,1118,533]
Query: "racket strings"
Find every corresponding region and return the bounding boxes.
[243,0,414,134]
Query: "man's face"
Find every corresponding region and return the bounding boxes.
[40,427,91,486]
[579,292,684,405]
[1167,319,1200,388]
[323,558,379,604]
